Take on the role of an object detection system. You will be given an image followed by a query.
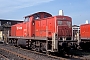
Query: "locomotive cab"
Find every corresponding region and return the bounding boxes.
[56,16,72,41]
[55,10,75,53]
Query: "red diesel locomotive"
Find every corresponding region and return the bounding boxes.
[80,23,90,50]
[8,10,76,53]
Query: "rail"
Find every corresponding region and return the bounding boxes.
[0,47,34,60]
[0,54,9,60]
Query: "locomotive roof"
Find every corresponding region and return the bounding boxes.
[24,12,52,18]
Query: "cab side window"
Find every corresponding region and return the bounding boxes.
[67,21,71,27]
[33,14,40,20]
[58,21,62,25]
[44,14,48,18]
[24,17,29,22]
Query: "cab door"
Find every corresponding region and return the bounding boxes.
[23,17,29,37]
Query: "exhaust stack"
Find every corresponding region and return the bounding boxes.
[59,10,64,16]
[85,20,89,24]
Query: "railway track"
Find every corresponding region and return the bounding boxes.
[0,44,90,60]
[0,53,9,60]
[0,44,66,60]
[68,49,90,60]
[24,48,90,60]
[0,48,34,60]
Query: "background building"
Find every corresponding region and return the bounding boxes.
[0,19,23,42]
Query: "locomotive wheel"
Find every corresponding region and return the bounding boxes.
[31,45,35,50]
[46,51,51,55]
[31,43,36,51]
[35,47,40,52]
[40,43,46,52]
[71,43,78,50]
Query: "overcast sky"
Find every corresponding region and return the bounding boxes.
[0,0,90,25]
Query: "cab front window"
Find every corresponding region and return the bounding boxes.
[58,21,62,25]
[67,21,71,27]
[24,17,29,22]
[57,20,71,27]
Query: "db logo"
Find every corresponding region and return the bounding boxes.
[17,27,22,30]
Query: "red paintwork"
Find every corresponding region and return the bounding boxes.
[22,22,27,37]
[15,23,23,37]
[80,24,90,39]
[11,23,23,37]
[11,12,72,39]
[35,17,56,37]
[56,16,72,37]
